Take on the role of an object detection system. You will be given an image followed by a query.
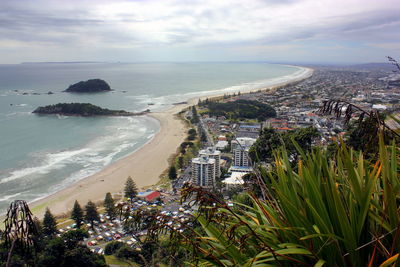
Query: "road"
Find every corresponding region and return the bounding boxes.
[173,166,191,189]
[199,118,214,147]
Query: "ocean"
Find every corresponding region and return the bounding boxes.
[0,62,304,213]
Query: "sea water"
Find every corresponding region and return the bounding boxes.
[0,62,303,213]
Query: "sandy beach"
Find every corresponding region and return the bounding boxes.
[30,103,189,217]
[29,66,313,218]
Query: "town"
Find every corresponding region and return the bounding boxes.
[63,64,400,263]
[182,64,400,192]
[3,63,399,266]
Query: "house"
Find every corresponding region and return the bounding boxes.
[138,191,161,202]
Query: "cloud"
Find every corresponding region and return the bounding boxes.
[368,42,400,50]
[0,0,399,63]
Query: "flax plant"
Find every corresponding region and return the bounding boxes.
[187,134,399,266]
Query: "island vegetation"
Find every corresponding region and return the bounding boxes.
[32,103,136,116]
[200,99,276,121]
[64,79,111,93]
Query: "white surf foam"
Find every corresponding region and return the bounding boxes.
[6,111,33,117]
[0,148,89,184]
[124,66,312,113]
[0,116,153,189]
[0,192,22,202]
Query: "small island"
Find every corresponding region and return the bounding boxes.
[64,79,111,93]
[32,103,138,116]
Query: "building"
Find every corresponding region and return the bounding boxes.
[222,166,253,189]
[372,104,387,110]
[191,156,216,188]
[199,147,221,177]
[231,137,256,168]
[236,124,261,139]
[137,191,161,202]
[215,140,228,150]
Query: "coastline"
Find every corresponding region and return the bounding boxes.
[29,103,188,217]
[28,66,313,218]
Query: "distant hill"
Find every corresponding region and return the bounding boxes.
[21,61,103,64]
[64,79,111,93]
[33,103,135,116]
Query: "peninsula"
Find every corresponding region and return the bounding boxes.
[32,103,137,116]
[64,79,111,92]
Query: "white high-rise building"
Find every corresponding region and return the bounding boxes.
[231,137,256,167]
[191,156,216,188]
[199,147,221,177]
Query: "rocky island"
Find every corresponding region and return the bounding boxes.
[32,103,139,116]
[64,79,111,92]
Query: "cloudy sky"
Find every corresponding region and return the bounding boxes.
[0,0,399,64]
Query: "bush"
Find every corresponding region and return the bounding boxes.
[104,241,124,255]
[115,245,136,259]
[188,129,197,135]
[168,166,177,180]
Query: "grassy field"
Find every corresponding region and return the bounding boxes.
[104,255,138,266]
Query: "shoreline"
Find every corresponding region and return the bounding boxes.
[26,66,313,218]
[28,103,188,218]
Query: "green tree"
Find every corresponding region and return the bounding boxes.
[37,234,106,267]
[63,246,107,267]
[187,128,197,141]
[346,116,387,156]
[104,241,124,255]
[71,200,84,228]
[124,176,138,203]
[42,208,58,237]
[249,128,282,161]
[103,192,116,220]
[188,128,197,135]
[205,99,276,121]
[249,127,319,162]
[200,130,207,142]
[290,126,320,151]
[33,216,43,240]
[177,156,184,169]
[115,245,137,260]
[84,201,99,230]
[62,229,89,249]
[0,202,106,267]
[37,238,66,267]
[168,166,177,180]
[191,106,199,124]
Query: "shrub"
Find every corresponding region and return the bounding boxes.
[104,241,124,255]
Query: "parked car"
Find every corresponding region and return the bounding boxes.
[114,234,122,239]
[87,241,97,246]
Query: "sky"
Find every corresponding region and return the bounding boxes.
[0,0,399,64]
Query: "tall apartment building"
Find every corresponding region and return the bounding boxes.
[191,156,216,188]
[199,147,221,177]
[231,137,256,167]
